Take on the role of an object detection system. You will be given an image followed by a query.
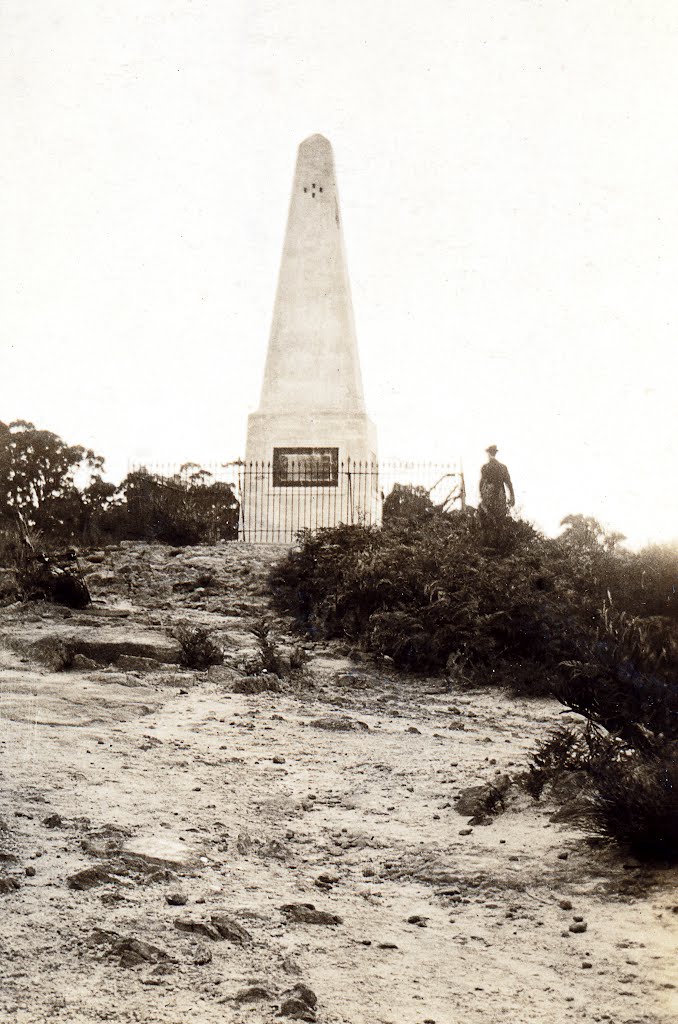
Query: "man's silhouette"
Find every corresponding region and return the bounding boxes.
[479,445,515,518]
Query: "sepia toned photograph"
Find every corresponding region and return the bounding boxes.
[1,2,676,1022]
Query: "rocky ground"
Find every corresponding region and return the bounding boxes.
[0,542,676,1024]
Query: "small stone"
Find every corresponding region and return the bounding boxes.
[377,942,398,950]
[278,984,317,1020]
[151,963,175,975]
[0,877,21,894]
[25,866,36,877]
[119,948,145,968]
[557,852,569,860]
[573,915,584,922]
[281,957,302,976]
[233,985,274,1004]
[278,997,316,1021]
[166,893,188,906]
[309,716,369,732]
[67,867,114,890]
[273,755,286,764]
[316,873,339,886]
[581,961,593,969]
[281,904,342,926]
[558,899,573,911]
[43,814,63,829]
[210,912,252,944]
[174,918,222,941]
[569,922,588,934]
[459,828,473,836]
[285,984,317,1009]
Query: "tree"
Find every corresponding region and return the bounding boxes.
[0,420,109,537]
[559,514,626,553]
[119,466,239,545]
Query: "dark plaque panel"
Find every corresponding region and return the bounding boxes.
[273,447,339,487]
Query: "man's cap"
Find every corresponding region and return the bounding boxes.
[486,445,498,455]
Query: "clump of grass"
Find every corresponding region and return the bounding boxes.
[172,623,223,670]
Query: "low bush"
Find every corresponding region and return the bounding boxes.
[589,747,678,859]
[527,605,678,859]
[271,512,603,680]
[172,623,224,670]
[243,619,310,680]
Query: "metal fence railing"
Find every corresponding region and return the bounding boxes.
[128,460,465,544]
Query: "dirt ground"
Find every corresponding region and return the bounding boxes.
[0,542,676,1024]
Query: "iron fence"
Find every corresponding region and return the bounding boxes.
[128,459,465,544]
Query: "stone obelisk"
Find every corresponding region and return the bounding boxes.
[244,135,378,540]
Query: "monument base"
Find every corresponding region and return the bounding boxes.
[242,410,379,542]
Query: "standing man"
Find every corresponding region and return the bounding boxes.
[479,445,515,518]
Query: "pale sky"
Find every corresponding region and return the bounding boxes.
[1,0,677,548]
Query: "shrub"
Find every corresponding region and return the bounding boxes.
[558,605,678,749]
[172,623,223,670]
[526,602,678,859]
[523,724,618,800]
[589,747,678,859]
[244,620,310,679]
[271,512,600,677]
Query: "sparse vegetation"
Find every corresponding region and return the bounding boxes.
[172,622,224,670]
[244,618,310,681]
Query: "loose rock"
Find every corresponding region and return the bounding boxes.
[281,904,343,926]
[309,716,369,732]
[67,867,115,891]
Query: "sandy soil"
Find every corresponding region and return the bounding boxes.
[0,542,676,1024]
